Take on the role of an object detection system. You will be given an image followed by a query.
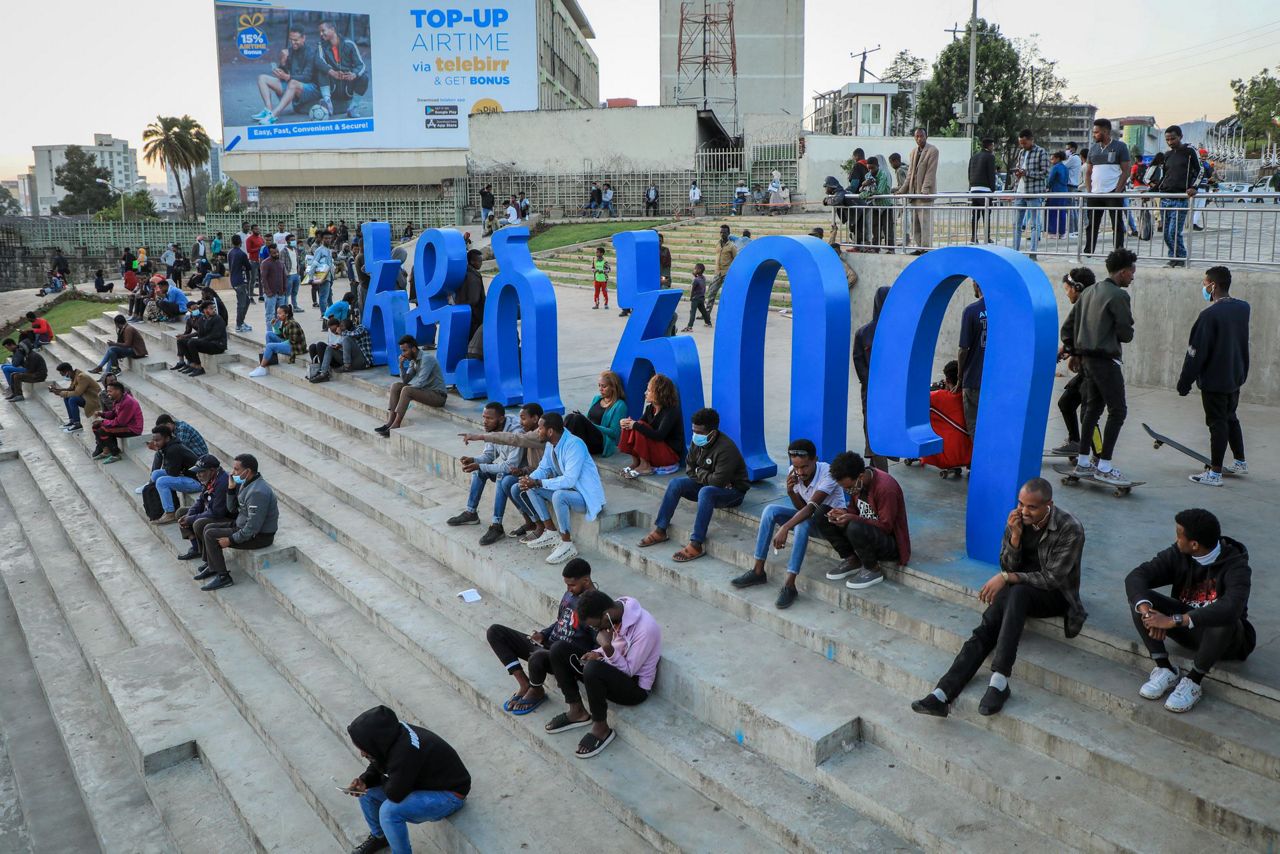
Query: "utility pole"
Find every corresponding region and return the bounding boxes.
[851,45,881,83]
[965,0,978,140]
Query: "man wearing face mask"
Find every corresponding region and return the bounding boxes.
[178,455,232,562]
[282,233,304,313]
[193,453,278,591]
[913,478,1085,718]
[1177,266,1249,486]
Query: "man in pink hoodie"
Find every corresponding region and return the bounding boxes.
[91,382,144,463]
[543,588,661,758]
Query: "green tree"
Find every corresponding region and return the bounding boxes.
[178,115,212,216]
[880,50,928,136]
[0,184,20,216]
[208,178,243,214]
[1229,68,1280,146]
[52,145,116,214]
[143,116,193,218]
[93,189,158,221]
[184,169,212,216]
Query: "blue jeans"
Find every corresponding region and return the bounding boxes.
[152,472,202,512]
[654,476,746,544]
[264,331,292,363]
[524,487,588,536]
[1012,197,1042,252]
[317,280,333,314]
[263,294,287,325]
[64,395,86,425]
[503,474,535,520]
[97,345,137,371]
[1161,198,1189,259]
[754,503,813,575]
[2,364,20,392]
[467,470,511,523]
[359,786,464,854]
[286,274,301,308]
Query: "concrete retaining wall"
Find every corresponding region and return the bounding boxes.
[845,253,1279,405]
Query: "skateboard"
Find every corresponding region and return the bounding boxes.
[1052,462,1145,497]
[1043,427,1102,462]
[1142,423,1236,476]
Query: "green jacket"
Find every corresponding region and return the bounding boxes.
[588,395,628,456]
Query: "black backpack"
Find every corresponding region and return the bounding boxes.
[141,482,164,521]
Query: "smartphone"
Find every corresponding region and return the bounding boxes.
[336,786,363,796]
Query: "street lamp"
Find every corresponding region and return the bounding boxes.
[96,177,147,222]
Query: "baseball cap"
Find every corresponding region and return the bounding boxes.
[189,454,221,473]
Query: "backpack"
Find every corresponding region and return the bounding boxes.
[1138,209,1153,241]
[141,482,164,521]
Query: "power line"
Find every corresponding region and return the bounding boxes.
[1069,32,1280,88]
[1065,18,1280,79]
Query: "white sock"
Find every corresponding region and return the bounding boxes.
[1097,459,1113,473]
[931,688,948,703]
[989,672,1009,691]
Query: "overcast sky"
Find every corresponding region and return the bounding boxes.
[2,0,1273,185]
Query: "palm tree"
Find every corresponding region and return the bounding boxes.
[143,116,191,218]
[177,115,212,215]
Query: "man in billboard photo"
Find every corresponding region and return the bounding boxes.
[318,19,369,118]
[253,27,322,125]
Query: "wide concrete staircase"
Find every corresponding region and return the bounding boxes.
[1,310,1277,853]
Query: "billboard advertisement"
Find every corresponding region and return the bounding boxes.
[213,1,537,152]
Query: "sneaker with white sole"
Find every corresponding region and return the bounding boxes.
[134,485,148,495]
[1230,460,1248,475]
[248,366,268,378]
[1139,665,1180,699]
[1189,470,1223,487]
[1049,440,1079,456]
[845,567,884,589]
[1072,461,1095,477]
[825,558,860,580]
[1092,467,1132,487]
[1164,676,1202,713]
[525,530,560,549]
[546,541,579,564]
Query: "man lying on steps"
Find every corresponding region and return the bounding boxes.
[192,453,278,591]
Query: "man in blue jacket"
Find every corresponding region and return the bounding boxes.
[1177,265,1249,486]
[178,454,231,561]
[519,412,606,565]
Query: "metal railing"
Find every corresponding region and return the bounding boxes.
[822,191,1280,267]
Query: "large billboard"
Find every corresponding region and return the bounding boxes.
[213,1,537,152]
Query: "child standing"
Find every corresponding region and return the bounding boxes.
[592,246,610,310]
[682,263,712,330]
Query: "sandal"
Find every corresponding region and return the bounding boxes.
[544,712,592,734]
[672,543,705,563]
[575,729,616,758]
[501,692,523,712]
[620,467,640,481]
[637,530,669,548]
[508,694,546,716]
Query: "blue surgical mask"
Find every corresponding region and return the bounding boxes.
[232,474,246,485]
[1202,286,1212,302]
[691,432,710,447]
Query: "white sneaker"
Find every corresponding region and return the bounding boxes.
[1139,665,1180,699]
[1230,460,1248,475]
[248,366,268,378]
[1072,460,1095,477]
[546,541,579,564]
[134,485,147,495]
[1189,470,1223,487]
[1164,676,1203,713]
[525,530,560,549]
[1092,467,1132,487]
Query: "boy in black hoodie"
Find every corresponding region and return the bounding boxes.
[345,706,471,854]
[1125,508,1254,714]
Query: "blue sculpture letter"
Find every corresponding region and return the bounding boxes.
[359,222,406,372]
[867,246,1058,563]
[483,227,564,413]
[609,231,704,429]
[711,236,851,479]
[403,229,485,396]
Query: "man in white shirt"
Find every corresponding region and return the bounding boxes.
[688,181,701,212]
[1083,118,1131,255]
[272,221,289,251]
[729,439,846,609]
[505,198,520,226]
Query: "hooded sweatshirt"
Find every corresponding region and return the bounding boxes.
[348,706,471,802]
[1126,536,1254,645]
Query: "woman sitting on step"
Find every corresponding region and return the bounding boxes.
[617,372,685,478]
[563,369,627,457]
[248,305,306,378]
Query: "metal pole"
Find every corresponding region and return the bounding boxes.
[965,0,978,140]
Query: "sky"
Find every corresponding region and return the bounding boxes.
[2,0,1274,186]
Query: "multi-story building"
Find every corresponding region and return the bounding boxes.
[164,144,225,211]
[31,133,139,215]
[1040,102,1097,154]
[809,83,899,137]
[538,0,600,110]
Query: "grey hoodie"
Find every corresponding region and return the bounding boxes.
[227,474,279,543]
[475,414,522,475]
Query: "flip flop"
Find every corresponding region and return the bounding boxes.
[672,544,706,563]
[501,692,523,712]
[544,712,592,734]
[508,694,547,716]
[575,729,616,758]
[620,467,640,480]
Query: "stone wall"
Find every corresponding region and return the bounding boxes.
[0,248,119,292]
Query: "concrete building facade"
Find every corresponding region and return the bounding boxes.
[538,0,600,110]
[809,83,899,137]
[31,133,139,216]
[1041,102,1097,154]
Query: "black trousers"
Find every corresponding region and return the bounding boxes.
[200,522,274,576]
[1058,373,1084,444]
[486,624,565,686]
[548,640,649,722]
[563,412,605,455]
[233,283,251,326]
[176,338,226,363]
[1201,390,1244,468]
[969,195,992,242]
[1078,357,1126,460]
[1129,590,1254,672]
[1085,197,1126,255]
[686,295,711,327]
[937,584,1069,700]
[813,514,898,568]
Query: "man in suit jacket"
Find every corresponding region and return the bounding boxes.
[898,127,940,250]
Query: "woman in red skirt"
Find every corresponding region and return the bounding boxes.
[618,373,686,478]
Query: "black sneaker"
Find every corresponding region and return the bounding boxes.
[374,424,391,437]
[178,546,201,561]
[478,524,504,546]
[979,684,1011,716]
[845,566,884,589]
[201,573,234,591]
[178,365,195,374]
[775,585,798,609]
[192,565,215,581]
[351,834,389,854]
[447,509,480,526]
[187,367,206,377]
[911,693,950,717]
[508,522,535,539]
[169,361,187,371]
[730,569,768,588]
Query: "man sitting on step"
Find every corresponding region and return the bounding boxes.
[145,424,202,524]
[912,478,1086,718]
[172,300,227,377]
[814,451,911,590]
[90,382,143,464]
[637,407,751,563]
[519,411,606,566]
[730,438,847,610]
[375,336,447,437]
[486,557,600,715]
[178,455,231,562]
[345,705,471,854]
[155,412,208,457]
[1125,508,1254,714]
[544,590,661,759]
[459,401,546,543]
[3,332,47,402]
[91,314,149,375]
[446,401,521,545]
[193,453,278,591]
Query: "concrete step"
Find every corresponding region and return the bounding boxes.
[146,757,256,854]
[0,721,32,854]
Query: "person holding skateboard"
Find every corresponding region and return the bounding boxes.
[1061,248,1136,486]
[1176,265,1249,486]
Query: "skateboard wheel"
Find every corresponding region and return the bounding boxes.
[1153,440,1162,449]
